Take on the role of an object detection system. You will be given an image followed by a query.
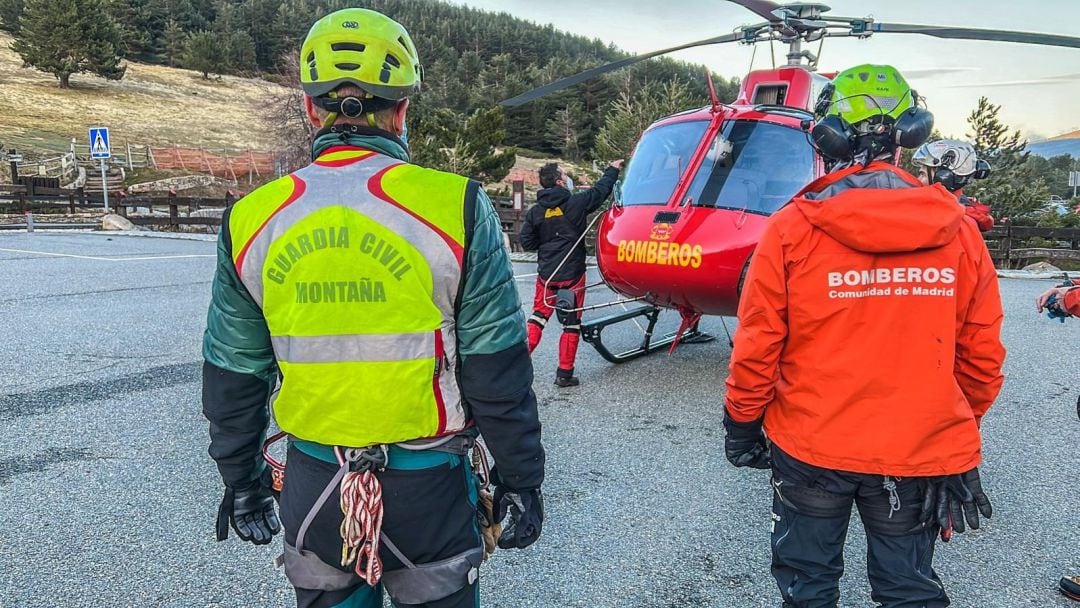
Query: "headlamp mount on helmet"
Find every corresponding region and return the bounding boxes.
[312,92,398,119]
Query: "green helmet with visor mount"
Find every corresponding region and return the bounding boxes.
[809,64,934,165]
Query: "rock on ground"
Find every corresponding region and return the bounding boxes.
[101,214,141,231]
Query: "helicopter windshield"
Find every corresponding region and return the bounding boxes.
[617,120,709,206]
[686,120,815,214]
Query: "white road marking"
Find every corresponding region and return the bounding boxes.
[0,247,214,261]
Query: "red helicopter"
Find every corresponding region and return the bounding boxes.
[502,0,1080,362]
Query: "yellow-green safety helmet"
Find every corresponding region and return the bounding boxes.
[300,8,422,101]
[828,64,914,126]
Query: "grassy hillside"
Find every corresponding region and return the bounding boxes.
[0,31,288,155]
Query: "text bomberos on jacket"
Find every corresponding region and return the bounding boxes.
[827,266,956,299]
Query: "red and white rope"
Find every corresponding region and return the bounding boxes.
[336,452,385,586]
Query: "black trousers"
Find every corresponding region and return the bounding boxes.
[279,444,481,608]
[770,447,949,608]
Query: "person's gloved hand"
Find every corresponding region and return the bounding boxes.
[914,468,992,540]
[723,412,771,469]
[1036,283,1076,316]
[493,486,543,549]
[215,479,281,545]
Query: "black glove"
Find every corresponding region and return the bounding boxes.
[493,486,543,549]
[216,477,281,545]
[723,412,771,469]
[914,468,992,540]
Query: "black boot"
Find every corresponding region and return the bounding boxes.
[554,368,579,388]
[1061,575,1080,601]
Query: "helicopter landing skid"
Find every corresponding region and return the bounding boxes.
[581,305,714,364]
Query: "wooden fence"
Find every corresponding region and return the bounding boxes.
[7,186,1074,267]
[982,225,1080,269]
[14,151,80,185]
[0,184,231,226]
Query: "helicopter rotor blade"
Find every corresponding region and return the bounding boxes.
[723,0,783,23]
[869,22,1080,49]
[499,32,743,107]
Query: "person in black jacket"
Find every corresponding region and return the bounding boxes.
[519,160,622,387]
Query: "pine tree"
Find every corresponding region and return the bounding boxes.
[965,96,1049,220]
[410,106,516,183]
[12,0,127,88]
[592,92,638,161]
[106,0,151,57]
[545,100,584,161]
[226,30,257,73]
[182,29,226,79]
[594,78,701,160]
[0,0,23,33]
[268,0,314,58]
[236,0,279,70]
[162,18,185,66]
[460,106,517,183]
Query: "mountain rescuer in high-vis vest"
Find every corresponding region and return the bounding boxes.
[201,9,545,607]
[724,65,1005,607]
[519,161,622,387]
[912,139,995,232]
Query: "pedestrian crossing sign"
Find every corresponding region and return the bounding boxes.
[89,127,111,159]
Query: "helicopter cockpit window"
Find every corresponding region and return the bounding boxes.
[617,120,710,206]
[685,120,815,215]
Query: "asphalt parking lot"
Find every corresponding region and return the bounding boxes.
[0,231,1077,608]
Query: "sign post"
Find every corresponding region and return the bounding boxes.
[512,179,524,210]
[6,149,20,185]
[89,127,111,213]
[1069,171,1080,199]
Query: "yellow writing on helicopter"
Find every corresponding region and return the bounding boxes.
[617,240,702,268]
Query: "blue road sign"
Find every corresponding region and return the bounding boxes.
[89,127,111,159]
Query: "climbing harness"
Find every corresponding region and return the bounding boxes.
[264,430,499,585]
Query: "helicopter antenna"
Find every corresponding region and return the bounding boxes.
[705,69,722,113]
[748,39,758,72]
[769,37,776,68]
[814,35,825,70]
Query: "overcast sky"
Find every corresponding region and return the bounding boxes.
[446,0,1079,140]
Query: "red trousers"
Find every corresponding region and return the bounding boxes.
[527,275,586,377]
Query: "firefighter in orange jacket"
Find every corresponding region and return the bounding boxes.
[724,65,1005,607]
[1035,279,1080,602]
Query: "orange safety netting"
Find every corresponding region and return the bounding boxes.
[150,147,277,178]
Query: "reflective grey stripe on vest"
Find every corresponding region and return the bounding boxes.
[236,153,467,435]
[272,332,435,363]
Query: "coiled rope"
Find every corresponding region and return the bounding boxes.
[335,446,386,586]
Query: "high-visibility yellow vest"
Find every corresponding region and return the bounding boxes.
[228,147,470,448]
